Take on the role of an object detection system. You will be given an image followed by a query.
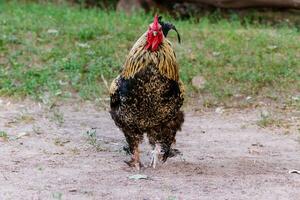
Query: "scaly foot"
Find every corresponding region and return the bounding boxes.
[150,144,162,168]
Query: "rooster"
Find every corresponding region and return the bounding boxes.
[110,15,184,169]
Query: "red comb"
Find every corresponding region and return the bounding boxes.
[152,15,159,29]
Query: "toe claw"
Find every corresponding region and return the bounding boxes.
[161,148,182,163]
[124,160,143,170]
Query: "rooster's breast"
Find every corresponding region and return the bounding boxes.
[115,65,183,130]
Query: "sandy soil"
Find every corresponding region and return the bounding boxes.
[0,99,300,200]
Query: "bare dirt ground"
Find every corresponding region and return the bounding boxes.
[0,98,300,200]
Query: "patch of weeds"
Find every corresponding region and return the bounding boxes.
[0,131,9,141]
[202,98,218,108]
[77,28,96,41]
[16,114,35,124]
[284,95,300,109]
[257,117,278,128]
[50,108,64,126]
[86,128,97,144]
[52,192,63,200]
[85,128,105,151]
[7,112,35,126]
[257,111,285,128]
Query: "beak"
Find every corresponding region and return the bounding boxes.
[153,31,157,36]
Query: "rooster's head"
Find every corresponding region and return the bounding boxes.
[145,15,163,51]
[145,15,181,51]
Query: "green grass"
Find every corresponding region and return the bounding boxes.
[0,1,299,107]
[85,128,105,152]
[0,131,8,141]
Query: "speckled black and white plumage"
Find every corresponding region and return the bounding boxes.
[109,31,184,167]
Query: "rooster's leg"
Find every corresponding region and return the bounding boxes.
[158,111,184,163]
[147,130,162,168]
[133,147,142,170]
[125,147,142,170]
[123,130,143,170]
[150,144,162,168]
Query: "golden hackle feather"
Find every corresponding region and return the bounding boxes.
[109,75,119,95]
[122,33,179,81]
